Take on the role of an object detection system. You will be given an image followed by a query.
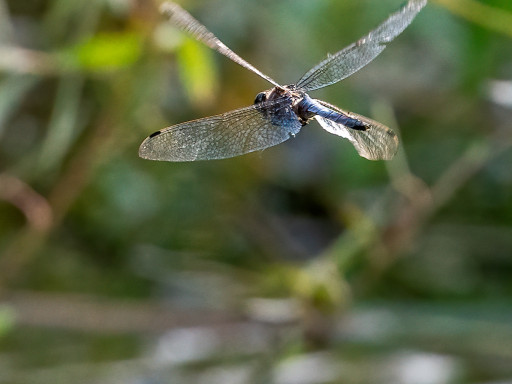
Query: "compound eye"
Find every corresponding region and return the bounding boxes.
[254,92,267,104]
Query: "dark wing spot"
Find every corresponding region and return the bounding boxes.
[149,130,162,138]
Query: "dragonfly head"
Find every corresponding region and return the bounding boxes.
[254,92,267,104]
[254,86,296,106]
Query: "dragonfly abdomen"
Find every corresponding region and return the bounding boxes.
[299,95,366,131]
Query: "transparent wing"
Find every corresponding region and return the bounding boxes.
[296,0,427,92]
[314,100,399,160]
[139,97,301,161]
[160,2,280,87]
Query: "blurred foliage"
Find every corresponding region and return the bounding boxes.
[62,32,143,71]
[1,0,512,383]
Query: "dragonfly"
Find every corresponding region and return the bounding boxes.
[139,0,427,162]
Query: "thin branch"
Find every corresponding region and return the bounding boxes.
[0,173,53,232]
[0,46,60,75]
[3,290,242,333]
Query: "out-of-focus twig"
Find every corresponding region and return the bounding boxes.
[0,110,121,289]
[0,173,53,232]
[3,290,242,333]
[0,175,54,289]
[431,137,512,210]
[0,46,60,75]
[362,132,512,288]
[328,97,512,292]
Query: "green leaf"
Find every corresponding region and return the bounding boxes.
[60,32,143,72]
[177,37,218,106]
[0,306,16,338]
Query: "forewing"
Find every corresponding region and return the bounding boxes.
[314,100,398,160]
[160,2,279,87]
[296,0,427,92]
[139,97,301,161]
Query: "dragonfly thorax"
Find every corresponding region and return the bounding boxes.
[254,85,313,126]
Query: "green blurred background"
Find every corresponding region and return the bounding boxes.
[1,0,512,383]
